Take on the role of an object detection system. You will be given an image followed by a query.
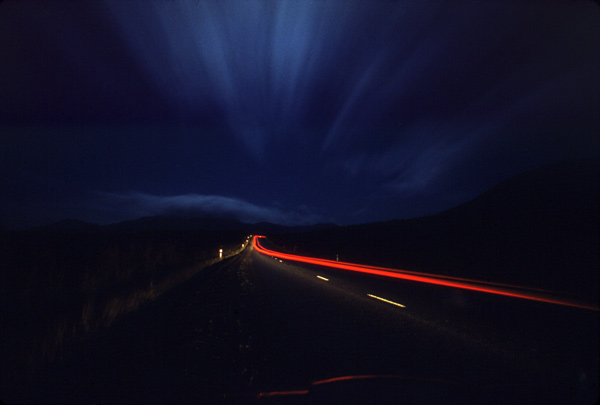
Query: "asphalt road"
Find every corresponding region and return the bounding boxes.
[21,242,599,403]
[246,243,599,403]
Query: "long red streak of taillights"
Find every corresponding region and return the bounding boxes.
[252,236,598,311]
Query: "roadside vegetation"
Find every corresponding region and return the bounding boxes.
[0,229,245,372]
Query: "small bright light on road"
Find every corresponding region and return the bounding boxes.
[317,276,329,281]
[219,248,223,258]
[367,294,405,308]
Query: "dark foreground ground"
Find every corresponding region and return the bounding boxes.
[5,244,597,404]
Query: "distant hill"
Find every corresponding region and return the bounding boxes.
[249,221,337,235]
[28,214,336,235]
[103,215,245,233]
[269,158,599,301]
[31,218,101,233]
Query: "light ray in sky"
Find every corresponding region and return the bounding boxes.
[0,0,598,227]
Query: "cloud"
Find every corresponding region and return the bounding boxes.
[97,191,324,226]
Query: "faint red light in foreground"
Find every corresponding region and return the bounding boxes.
[253,236,598,311]
[311,374,465,386]
[257,390,309,398]
[256,374,465,398]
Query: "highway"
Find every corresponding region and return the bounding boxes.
[28,236,599,403]
[247,236,598,402]
[253,236,598,311]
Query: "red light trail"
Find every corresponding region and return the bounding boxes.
[253,236,598,311]
[257,374,467,398]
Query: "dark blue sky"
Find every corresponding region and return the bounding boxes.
[1,0,599,229]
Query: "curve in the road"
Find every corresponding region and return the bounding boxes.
[253,235,598,311]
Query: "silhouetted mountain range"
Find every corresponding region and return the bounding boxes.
[34,218,101,232]
[31,214,337,235]
[104,214,245,233]
[23,157,599,302]
[249,221,337,235]
[269,157,599,301]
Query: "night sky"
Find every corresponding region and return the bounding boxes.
[1,0,599,229]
